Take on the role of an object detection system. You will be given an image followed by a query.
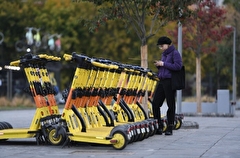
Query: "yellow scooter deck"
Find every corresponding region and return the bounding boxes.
[0,128,37,139]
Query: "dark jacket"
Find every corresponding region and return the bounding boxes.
[157,45,182,79]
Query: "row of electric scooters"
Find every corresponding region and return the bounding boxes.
[0,52,183,150]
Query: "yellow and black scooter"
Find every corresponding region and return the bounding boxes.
[0,53,65,145]
[61,53,161,146]
[57,53,132,150]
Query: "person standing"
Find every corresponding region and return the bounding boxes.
[152,36,182,135]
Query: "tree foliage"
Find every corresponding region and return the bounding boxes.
[224,0,240,12]
[169,0,233,77]
[81,0,198,46]
[0,0,238,100]
[180,0,232,56]
[0,0,143,89]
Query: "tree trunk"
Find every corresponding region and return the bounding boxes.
[141,45,148,113]
[196,57,202,113]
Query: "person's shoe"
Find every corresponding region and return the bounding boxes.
[165,131,172,135]
[155,128,163,135]
[165,124,173,136]
[155,121,163,135]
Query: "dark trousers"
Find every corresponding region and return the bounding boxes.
[152,79,176,125]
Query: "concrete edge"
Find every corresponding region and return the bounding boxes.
[181,121,199,129]
[182,113,234,117]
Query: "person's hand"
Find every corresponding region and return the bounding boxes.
[154,60,164,66]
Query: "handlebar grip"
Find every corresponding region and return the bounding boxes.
[147,71,153,76]
[91,61,108,68]
[108,64,119,70]
[10,60,20,66]
[38,54,48,59]
[63,54,72,61]
[91,61,119,70]
[52,56,61,61]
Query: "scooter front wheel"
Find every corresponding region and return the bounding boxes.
[112,131,128,150]
[162,121,168,133]
[47,127,66,146]
[174,118,182,130]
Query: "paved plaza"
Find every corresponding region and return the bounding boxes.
[0,108,240,158]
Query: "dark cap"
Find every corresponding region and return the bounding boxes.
[157,36,172,45]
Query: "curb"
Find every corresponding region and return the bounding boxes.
[182,113,234,117]
[181,121,199,129]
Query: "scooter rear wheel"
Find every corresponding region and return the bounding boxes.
[0,122,12,141]
[2,122,13,129]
